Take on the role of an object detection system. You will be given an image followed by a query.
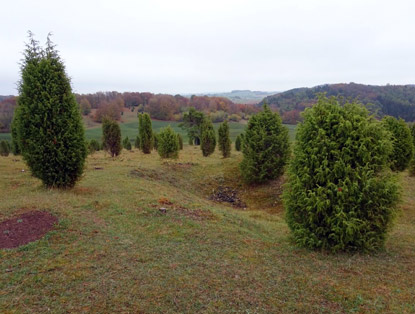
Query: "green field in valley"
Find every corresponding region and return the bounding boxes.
[0,120,297,143]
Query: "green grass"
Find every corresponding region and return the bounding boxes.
[1,147,414,312]
[0,120,297,143]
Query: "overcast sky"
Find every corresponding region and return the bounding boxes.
[1,0,415,95]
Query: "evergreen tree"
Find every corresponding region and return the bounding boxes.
[10,110,21,155]
[123,136,132,150]
[0,140,10,157]
[15,33,87,188]
[218,120,231,158]
[158,126,179,159]
[235,134,242,152]
[134,135,140,149]
[179,107,205,145]
[382,116,414,171]
[177,133,183,150]
[240,104,289,184]
[102,118,122,157]
[88,139,100,154]
[201,118,216,157]
[409,124,415,176]
[153,132,159,150]
[139,113,153,153]
[284,96,399,252]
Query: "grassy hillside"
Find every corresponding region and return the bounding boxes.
[261,83,415,121]
[1,146,414,312]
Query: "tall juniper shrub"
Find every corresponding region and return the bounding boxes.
[15,33,87,188]
[240,104,289,184]
[284,96,399,252]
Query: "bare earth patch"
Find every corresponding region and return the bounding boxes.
[210,186,247,209]
[0,211,58,249]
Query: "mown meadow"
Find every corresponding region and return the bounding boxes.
[1,144,414,313]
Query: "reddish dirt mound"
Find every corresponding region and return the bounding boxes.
[0,211,58,249]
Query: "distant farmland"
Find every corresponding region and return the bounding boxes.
[0,121,297,143]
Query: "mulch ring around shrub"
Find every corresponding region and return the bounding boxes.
[0,211,58,249]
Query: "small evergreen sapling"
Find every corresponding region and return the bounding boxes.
[123,136,132,150]
[134,136,140,149]
[0,140,10,157]
[153,132,159,150]
[218,120,231,158]
[11,111,21,155]
[88,139,100,154]
[200,118,216,157]
[284,96,399,252]
[235,134,242,152]
[102,118,122,157]
[240,104,289,184]
[157,126,179,159]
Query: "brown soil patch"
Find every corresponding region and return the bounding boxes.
[210,186,247,209]
[0,211,58,249]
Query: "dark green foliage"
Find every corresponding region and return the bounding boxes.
[382,116,414,171]
[200,118,216,157]
[261,83,415,121]
[218,120,231,158]
[409,124,415,176]
[180,107,205,145]
[235,135,242,151]
[240,104,289,184]
[157,126,179,159]
[139,113,153,154]
[134,136,140,149]
[102,118,122,157]
[284,96,399,252]
[0,140,10,156]
[177,133,183,150]
[153,132,159,150]
[123,136,132,150]
[10,111,21,155]
[88,139,100,154]
[16,33,87,188]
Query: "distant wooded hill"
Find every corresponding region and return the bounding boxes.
[260,83,415,123]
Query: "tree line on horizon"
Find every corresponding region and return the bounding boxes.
[261,82,415,123]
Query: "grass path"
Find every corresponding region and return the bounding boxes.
[0,148,414,312]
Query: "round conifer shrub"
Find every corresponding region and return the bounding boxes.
[382,116,414,172]
[157,126,179,159]
[201,118,216,157]
[284,97,399,252]
[240,104,289,184]
[123,136,132,150]
[88,139,100,154]
[102,118,122,157]
[218,120,231,158]
[15,34,87,188]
